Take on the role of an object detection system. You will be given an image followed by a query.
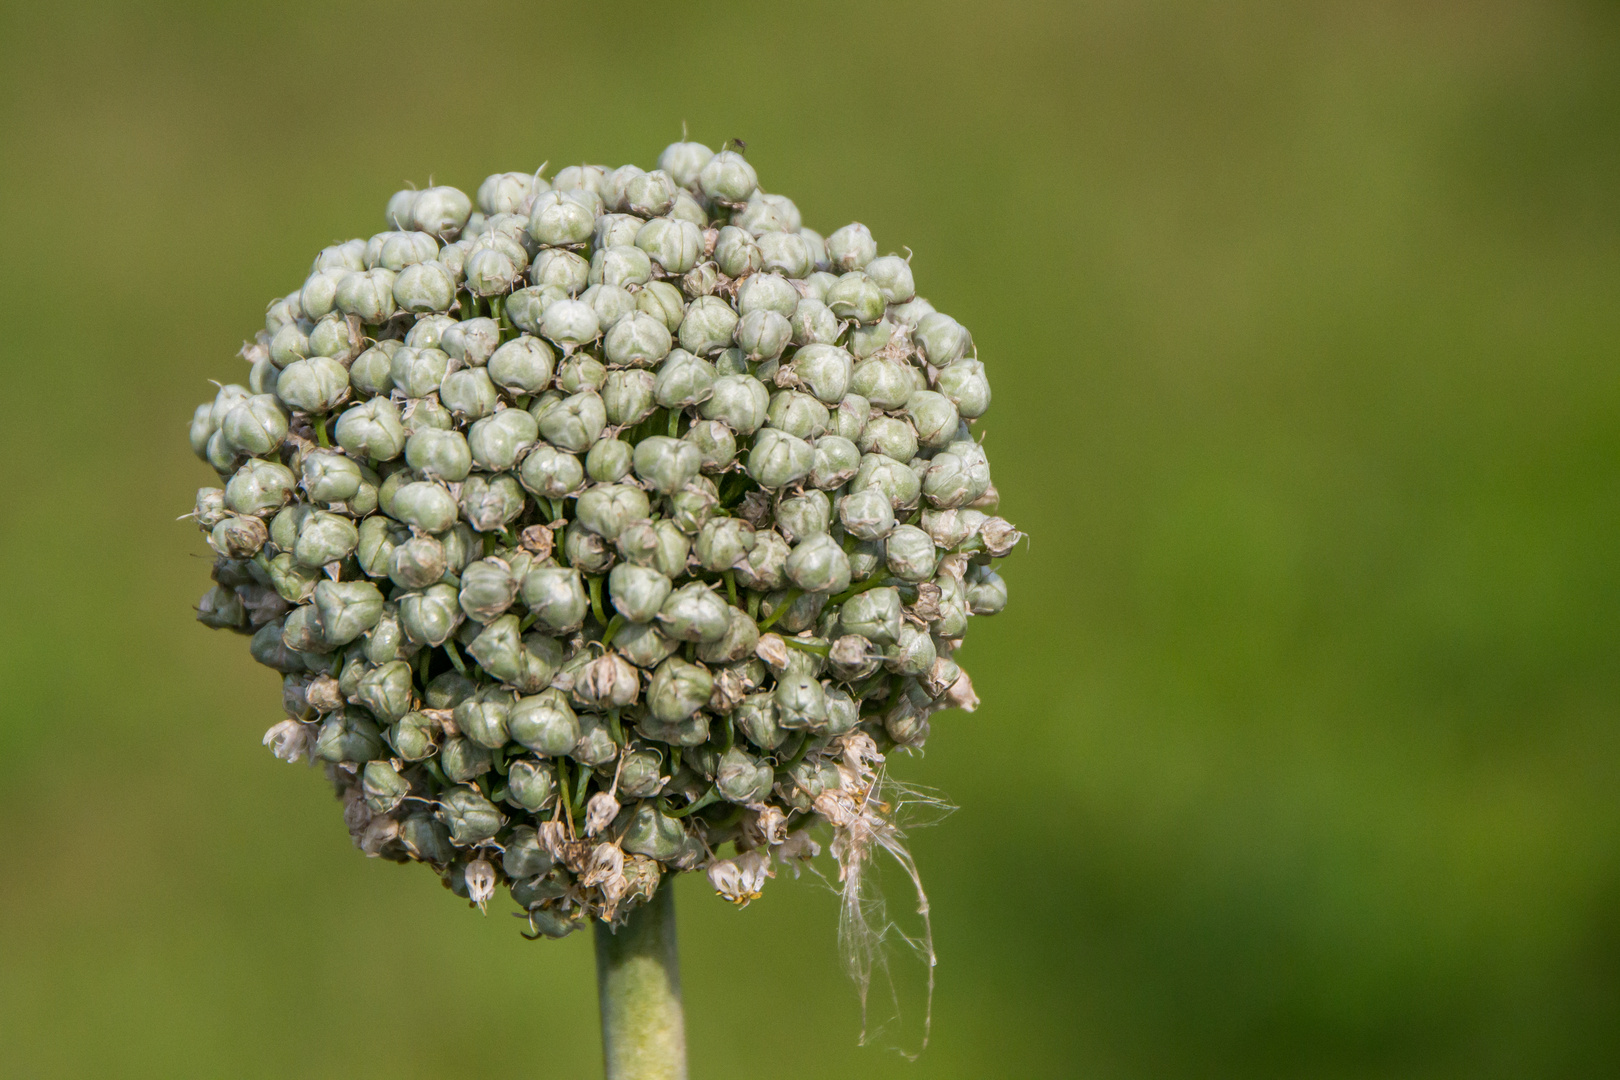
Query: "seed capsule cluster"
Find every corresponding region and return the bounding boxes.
[187,142,1018,935]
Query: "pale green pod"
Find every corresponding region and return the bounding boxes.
[390,481,459,532]
[658,140,714,190]
[884,524,938,582]
[906,389,961,450]
[586,437,634,483]
[459,557,520,623]
[393,260,457,312]
[631,435,702,494]
[355,660,415,723]
[715,746,773,804]
[746,428,814,489]
[224,458,297,517]
[614,620,680,669]
[695,517,756,572]
[636,280,686,332]
[221,395,290,457]
[658,582,731,643]
[537,390,606,453]
[735,309,791,361]
[558,354,607,394]
[520,565,588,633]
[756,230,814,278]
[839,586,902,646]
[935,358,991,419]
[601,368,657,426]
[736,273,799,318]
[604,311,673,368]
[785,533,851,593]
[714,225,762,278]
[635,217,704,275]
[766,390,830,440]
[609,562,674,624]
[647,656,714,724]
[504,761,557,814]
[913,311,973,365]
[335,268,398,323]
[530,248,590,293]
[683,418,736,473]
[563,518,615,573]
[438,785,504,847]
[487,336,556,395]
[314,708,383,764]
[313,580,385,646]
[653,349,716,409]
[694,605,759,665]
[276,356,349,415]
[509,688,579,756]
[478,171,538,215]
[838,488,895,540]
[389,534,447,589]
[734,529,789,591]
[852,452,922,508]
[864,254,916,304]
[468,409,539,472]
[293,511,358,568]
[698,150,757,204]
[825,272,886,324]
[404,428,472,482]
[677,295,740,357]
[575,483,651,540]
[301,449,362,504]
[389,346,450,400]
[527,190,596,247]
[847,318,894,359]
[774,667,828,730]
[697,374,769,434]
[810,434,861,490]
[791,297,841,347]
[827,223,877,272]
[859,415,919,462]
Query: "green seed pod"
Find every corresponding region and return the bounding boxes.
[885,623,937,677]
[922,441,991,509]
[575,483,651,540]
[601,369,657,427]
[439,367,499,422]
[442,318,502,368]
[617,520,688,577]
[698,374,769,434]
[576,653,640,711]
[847,318,895,359]
[385,346,446,400]
[714,225,762,278]
[439,735,492,783]
[404,314,459,350]
[735,309,791,361]
[827,223,876,272]
[785,534,852,593]
[647,656,714,723]
[403,428,471,484]
[438,785,504,847]
[626,170,679,218]
[528,190,596,247]
[766,390,830,441]
[807,435,858,491]
[205,428,241,474]
[698,150,757,205]
[221,395,290,457]
[504,760,557,814]
[294,511,358,568]
[562,518,615,574]
[300,450,361,504]
[935,358,990,418]
[628,436,699,495]
[189,402,218,461]
[735,191,801,235]
[775,667,828,731]
[501,826,555,887]
[335,398,406,461]
[363,603,413,664]
[734,529,788,591]
[800,226,831,272]
[593,244,655,292]
[694,605,759,665]
[502,287,552,334]
[355,660,415,723]
[769,491,824,544]
[300,266,352,320]
[791,297,842,347]
[965,566,1007,615]
[603,311,674,369]
[839,586,902,646]
[487,337,556,395]
[540,298,601,348]
[677,420,732,476]
[632,279,683,332]
[314,708,383,764]
[314,580,385,646]
[478,171,539,216]
[733,272,794,317]
[424,669,479,710]
[530,248,590,293]
[621,801,686,861]
[746,428,814,489]
[681,261,720,298]
[410,186,472,237]
[536,390,606,453]
[848,357,913,411]
[399,811,455,865]
[659,141,714,190]
[249,618,304,672]
[269,322,310,369]
[665,475,718,536]
[194,486,228,529]
[468,615,564,693]
[465,409,537,473]
[280,602,329,653]
[592,213,642,252]
[585,437,634,484]
[822,270,887,325]
[196,584,249,631]
[512,446,579,502]
[459,474,525,533]
[276,356,349,415]
[608,562,673,623]
[266,552,320,604]
[387,712,438,761]
[459,558,520,623]
[615,620,680,668]
[571,712,618,766]
[269,503,310,553]
[224,458,296,517]
[399,582,463,646]
[652,350,715,410]
[838,488,896,541]
[509,689,579,756]
[336,268,398,323]
[389,534,447,589]
[852,452,922,509]
[859,415,919,463]
[884,524,938,582]
[462,246,521,298]
[695,517,756,572]
[558,354,607,394]
[677,295,740,357]
[754,229,816,278]
[390,480,459,532]
[734,692,787,750]
[716,746,773,804]
[788,345,853,406]
[454,687,514,750]
[906,390,961,450]
[391,260,456,312]
[658,582,731,643]
[618,749,669,799]
[913,311,972,365]
[864,254,916,304]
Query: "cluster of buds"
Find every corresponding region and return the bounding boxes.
[187,141,1018,935]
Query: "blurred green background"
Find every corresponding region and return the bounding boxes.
[3,0,1619,1076]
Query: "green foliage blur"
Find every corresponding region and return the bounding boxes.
[3,1,1619,1076]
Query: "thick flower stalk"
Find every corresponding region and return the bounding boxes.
[185,140,1018,1064]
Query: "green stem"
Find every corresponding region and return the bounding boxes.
[757,588,802,632]
[595,881,687,1080]
[315,416,331,448]
[588,575,607,627]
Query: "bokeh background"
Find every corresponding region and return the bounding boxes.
[3,0,1619,1076]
